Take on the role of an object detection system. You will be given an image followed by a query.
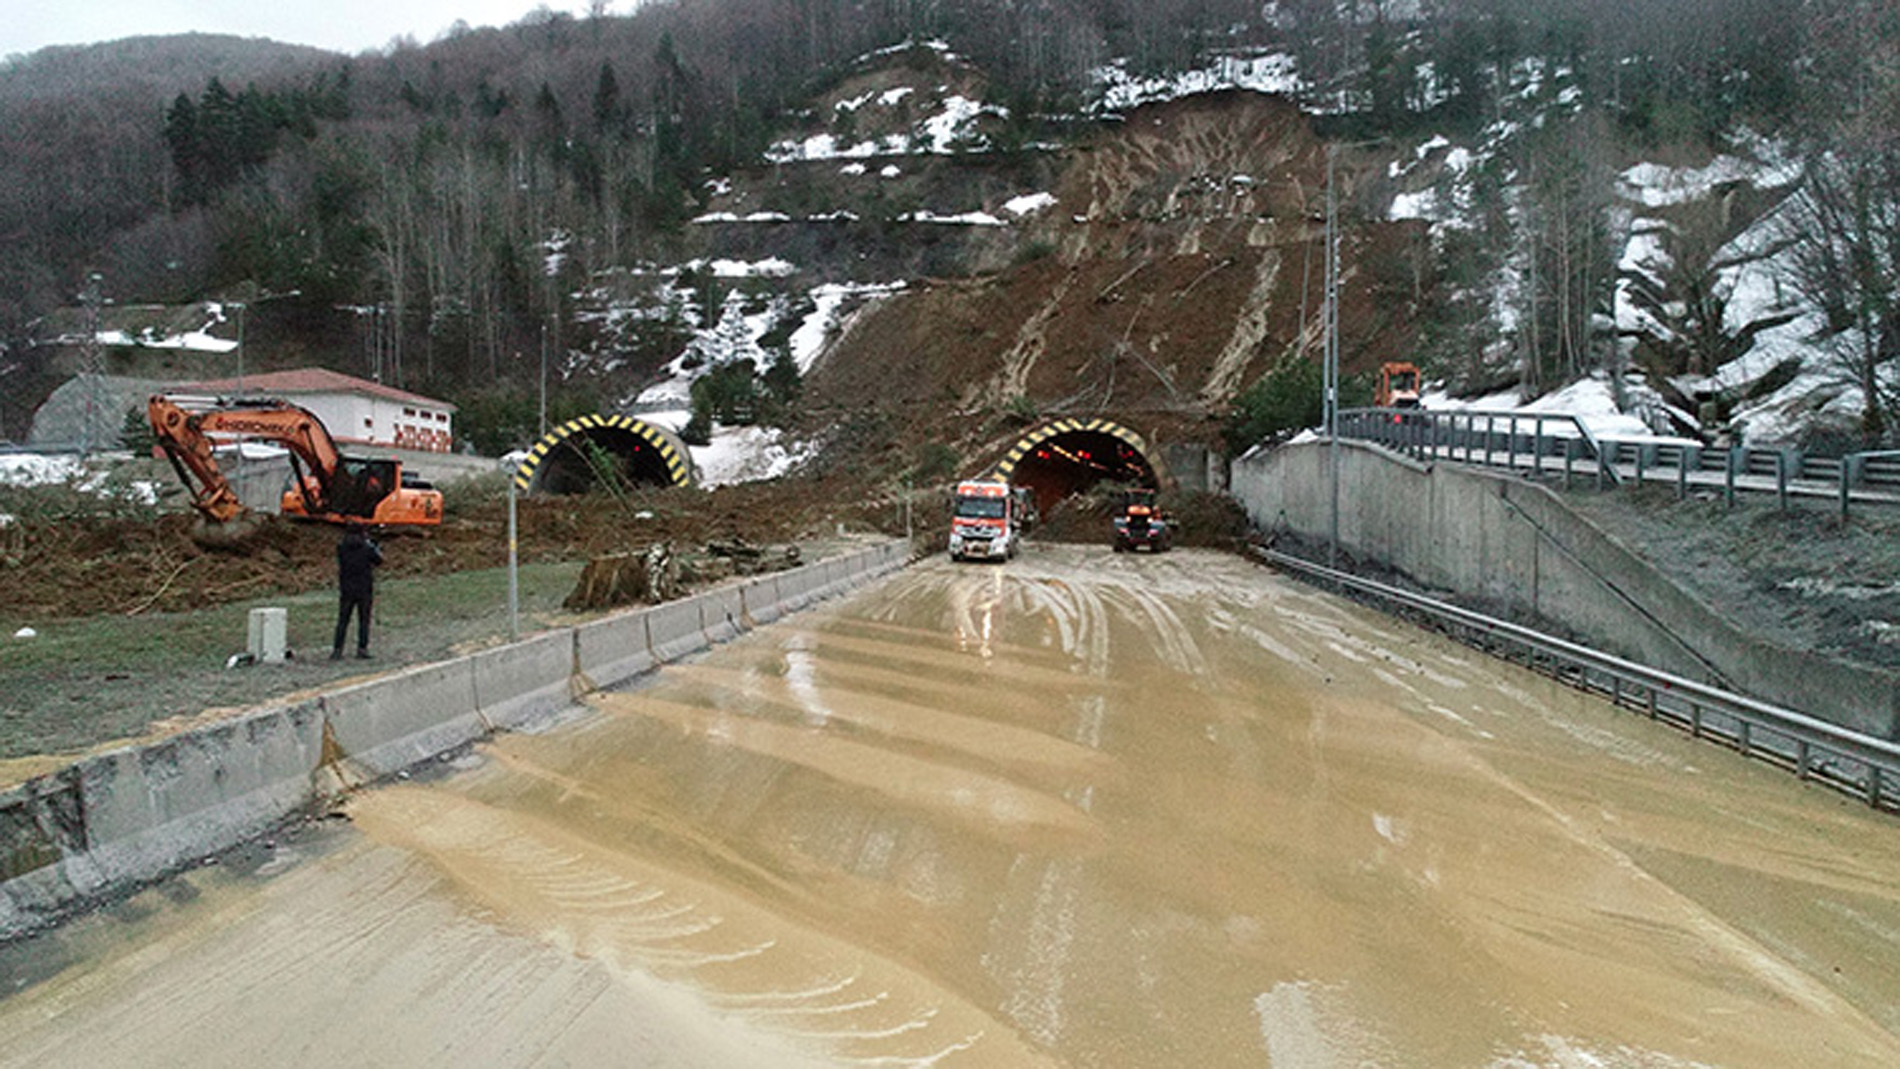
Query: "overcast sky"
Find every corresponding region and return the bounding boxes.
[4,2,622,60]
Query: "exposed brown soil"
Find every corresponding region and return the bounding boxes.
[798,92,1427,472]
[1,477,898,625]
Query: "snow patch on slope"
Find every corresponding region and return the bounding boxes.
[1093,52,1301,112]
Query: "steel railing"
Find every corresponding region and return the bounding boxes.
[1336,408,1900,516]
[1338,407,1623,488]
[1254,545,1900,815]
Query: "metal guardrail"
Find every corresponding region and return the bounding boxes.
[1254,546,1900,815]
[1338,408,1900,517]
[1339,407,1622,487]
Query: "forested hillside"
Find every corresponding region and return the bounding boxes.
[1,0,1894,451]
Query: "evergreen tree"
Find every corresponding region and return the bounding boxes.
[593,62,623,134]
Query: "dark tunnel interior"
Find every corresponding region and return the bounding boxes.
[1007,430,1156,516]
[531,427,678,495]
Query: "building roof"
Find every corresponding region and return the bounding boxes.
[177,367,456,412]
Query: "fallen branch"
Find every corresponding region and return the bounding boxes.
[125,558,195,616]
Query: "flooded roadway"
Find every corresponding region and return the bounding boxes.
[4,546,1900,1068]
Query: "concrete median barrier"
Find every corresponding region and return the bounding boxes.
[573,610,655,692]
[738,576,783,628]
[321,660,485,782]
[643,596,711,666]
[695,584,747,646]
[0,699,328,937]
[1,540,911,939]
[472,630,577,730]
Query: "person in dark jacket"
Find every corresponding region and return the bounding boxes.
[332,523,383,659]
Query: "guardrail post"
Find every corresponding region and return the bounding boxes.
[1677,448,1691,499]
[1777,451,1790,513]
[1563,437,1575,489]
[1533,418,1546,479]
[1725,446,1738,509]
[1872,766,1884,809]
[1840,461,1853,523]
[1634,444,1646,487]
[1506,415,1518,472]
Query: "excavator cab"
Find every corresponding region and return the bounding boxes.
[1376,362,1423,409]
[317,457,402,519]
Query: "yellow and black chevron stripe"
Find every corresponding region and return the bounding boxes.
[512,414,693,492]
[991,418,1150,480]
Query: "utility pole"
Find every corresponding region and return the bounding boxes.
[79,272,104,457]
[235,298,247,394]
[1325,145,1341,569]
[1321,137,1386,571]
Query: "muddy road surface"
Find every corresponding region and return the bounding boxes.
[4,546,1899,1067]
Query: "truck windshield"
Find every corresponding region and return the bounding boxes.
[955,498,1006,519]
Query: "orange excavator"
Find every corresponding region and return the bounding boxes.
[148,394,443,542]
[1376,361,1423,409]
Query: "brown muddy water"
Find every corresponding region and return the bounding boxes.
[3,546,1898,1068]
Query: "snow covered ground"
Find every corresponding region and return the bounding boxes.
[632,410,820,488]
[0,451,162,512]
[1421,374,1699,445]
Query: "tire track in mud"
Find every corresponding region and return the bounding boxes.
[944,561,1133,1052]
[349,787,1046,1068]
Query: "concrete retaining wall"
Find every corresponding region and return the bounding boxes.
[1233,440,1899,740]
[0,539,911,939]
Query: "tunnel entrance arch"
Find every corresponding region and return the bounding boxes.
[512,414,696,495]
[991,418,1161,516]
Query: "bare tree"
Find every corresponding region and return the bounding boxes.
[1779,0,1900,444]
[1782,147,1900,445]
[1516,108,1615,397]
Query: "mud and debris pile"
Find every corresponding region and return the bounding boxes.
[0,475,897,624]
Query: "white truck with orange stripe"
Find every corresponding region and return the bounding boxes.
[948,478,1021,562]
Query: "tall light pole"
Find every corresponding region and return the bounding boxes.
[229,280,262,395]
[1322,138,1387,571]
[1325,145,1341,569]
[235,299,247,394]
[79,272,104,457]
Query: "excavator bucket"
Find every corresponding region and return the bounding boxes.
[189,512,265,549]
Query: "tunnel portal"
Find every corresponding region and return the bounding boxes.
[992,418,1159,516]
[513,415,695,495]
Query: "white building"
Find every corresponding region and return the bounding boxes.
[179,368,457,453]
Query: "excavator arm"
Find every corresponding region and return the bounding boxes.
[147,395,285,524]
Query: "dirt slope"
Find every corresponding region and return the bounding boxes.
[803,92,1426,443]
